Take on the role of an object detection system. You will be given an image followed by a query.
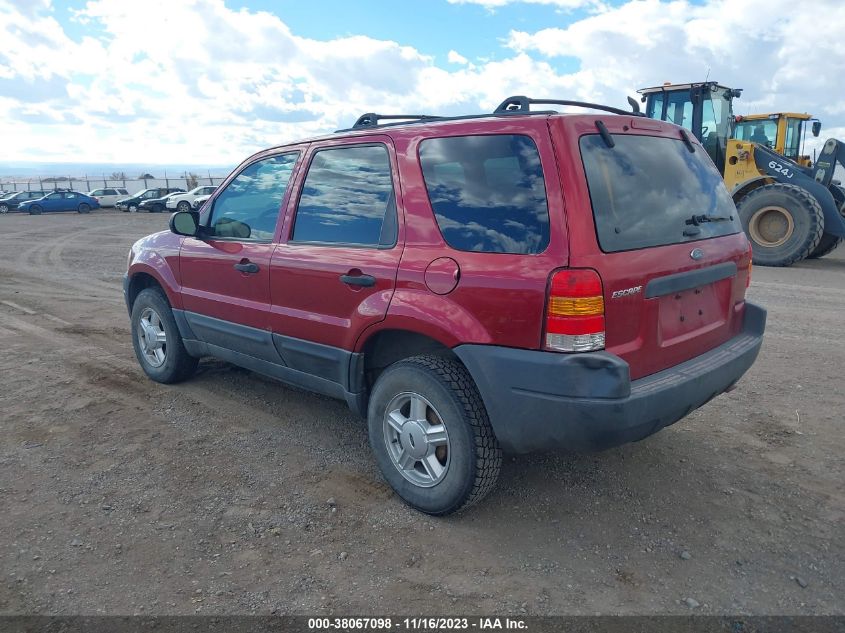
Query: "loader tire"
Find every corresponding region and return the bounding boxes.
[737,183,823,267]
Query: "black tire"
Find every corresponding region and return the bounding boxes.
[807,232,842,259]
[151,204,164,213]
[177,201,191,212]
[0,203,8,214]
[29,205,42,215]
[367,355,501,515]
[736,183,823,267]
[129,204,137,213]
[130,287,198,384]
[78,203,91,214]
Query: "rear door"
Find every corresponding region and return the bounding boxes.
[553,117,752,380]
[178,151,302,360]
[268,138,402,368]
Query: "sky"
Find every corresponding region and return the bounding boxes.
[1,0,844,169]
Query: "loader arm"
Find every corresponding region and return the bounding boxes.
[753,143,845,239]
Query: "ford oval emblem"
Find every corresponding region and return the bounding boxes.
[690,248,704,260]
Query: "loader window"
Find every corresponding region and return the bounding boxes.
[784,118,802,160]
[580,134,742,253]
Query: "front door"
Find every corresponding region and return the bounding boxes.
[269,140,402,380]
[179,151,302,361]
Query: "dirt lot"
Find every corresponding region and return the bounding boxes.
[0,210,842,616]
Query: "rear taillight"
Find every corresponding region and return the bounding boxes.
[544,269,605,353]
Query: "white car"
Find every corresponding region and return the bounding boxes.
[166,185,218,212]
[87,187,130,207]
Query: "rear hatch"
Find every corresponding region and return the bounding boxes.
[551,116,752,380]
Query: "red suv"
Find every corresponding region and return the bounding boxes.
[124,97,766,515]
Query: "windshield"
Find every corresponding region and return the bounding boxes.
[734,119,777,149]
[645,85,734,169]
[580,134,741,253]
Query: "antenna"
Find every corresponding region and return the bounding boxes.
[704,67,711,82]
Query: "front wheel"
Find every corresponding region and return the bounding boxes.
[0,203,8,214]
[129,204,138,213]
[78,203,91,214]
[177,201,191,212]
[29,205,42,215]
[130,288,198,383]
[737,183,823,267]
[367,355,501,515]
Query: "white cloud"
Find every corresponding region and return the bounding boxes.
[447,50,469,65]
[0,0,843,167]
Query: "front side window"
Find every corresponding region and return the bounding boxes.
[419,134,550,254]
[292,145,395,247]
[65,192,77,199]
[207,153,299,240]
[784,117,803,159]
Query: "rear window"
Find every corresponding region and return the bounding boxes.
[580,134,741,252]
[419,134,550,254]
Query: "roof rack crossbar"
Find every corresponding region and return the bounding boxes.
[352,113,444,129]
[494,96,644,117]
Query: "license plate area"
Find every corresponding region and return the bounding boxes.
[657,279,730,346]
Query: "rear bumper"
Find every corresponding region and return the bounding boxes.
[454,302,766,453]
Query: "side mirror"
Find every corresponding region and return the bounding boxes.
[812,121,822,137]
[170,210,200,237]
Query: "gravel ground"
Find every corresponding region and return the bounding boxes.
[0,210,842,615]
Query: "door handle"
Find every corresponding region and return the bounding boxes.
[234,261,259,274]
[339,273,376,287]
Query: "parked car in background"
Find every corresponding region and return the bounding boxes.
[0,190,49,214]
[191,194,212,210]
[87,187,130,207]
[138,191,184,213]
[166,185,218,212]
[116,188,185,213]
[19,190,100,214]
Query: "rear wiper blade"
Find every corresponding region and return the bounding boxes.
[685,214,732,226]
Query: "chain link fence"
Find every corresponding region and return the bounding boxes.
[0,174,228,195]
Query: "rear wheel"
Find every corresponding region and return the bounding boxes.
[367,355,501,515]
[807,233,842,259]
[130,288,198,383]
[737,183,824,266]
[29,205,42,215]
[78,203,91,214]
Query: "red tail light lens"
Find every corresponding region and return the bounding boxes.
[545,269,605,352]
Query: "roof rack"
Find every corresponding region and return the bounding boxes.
[351,113,444,129]
[494,95,644,117]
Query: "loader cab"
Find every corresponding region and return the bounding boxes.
[639,82,740,173]
[734,113,820,165]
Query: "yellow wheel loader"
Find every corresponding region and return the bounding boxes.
[638,82,845,266]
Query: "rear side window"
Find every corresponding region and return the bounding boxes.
[580,134,741,252]
[292,145,395,247]
[419,134,550,254]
